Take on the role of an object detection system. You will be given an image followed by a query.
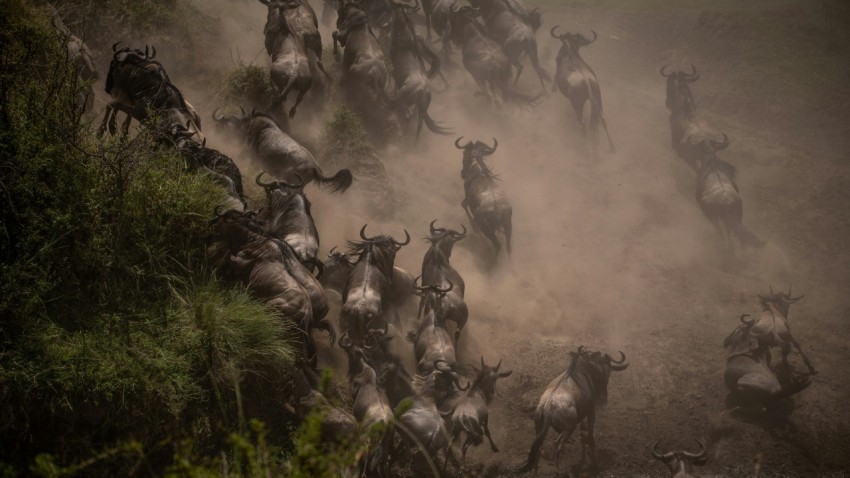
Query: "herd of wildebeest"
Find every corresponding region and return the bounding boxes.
[52,0,821,475]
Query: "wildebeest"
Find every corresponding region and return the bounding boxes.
[550,27,614,152]
[255,171,322,270]
[451,357,512,463]
[457,137,513,256]
[723,313,811,412]
[51,15,98,114]
[471,0,548,91]
[651,439,707,478]
[661,65,721,171]
[341,337,395,477]
[333,1,392,122]
[172,130,246,211]
[322,247,417,312]
[101,43,203,143]
[692,135,765,249]
[408,281,467,396]
[209,210,333,360]
[260,1,316,119]
[421,220,468,341]
[213,109,352,192]
[517,346,628,474]
[398,370,457,470]
[285,366,359,447]
[750,287,816,375]
[422,0,455,55]
[341,225,410,345]
[387,1,452,140]
[447,4,538,108]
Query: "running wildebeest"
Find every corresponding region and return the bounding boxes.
[451,357,512,463]
[333,1,393,125]
[341,336,395,477]
[661,65,721,171]
[398,370,458,471]
[387,1,452,140]
[457,137,513,257]
[651,439,708,478]
[341,225,410,345]
[322,247,417,314]
[421,220,468,341]
[255,171,322,269]
[208,210,333,361]
[285,366,359,447]
[550,27,614,152]
[171,128,246,210]
[51,15,98,114]
[213,109,352,192]
[101,43,203,143]
[517,346,628,474]
[447,4,538,108]
[260,1,316,119]
[723,312,811,412]
[692,135,765,249]
[751,287,817,374]
[470,0,548,91]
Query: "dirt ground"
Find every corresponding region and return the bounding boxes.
[85,0,850,475]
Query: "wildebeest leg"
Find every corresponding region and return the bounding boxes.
[460,199,477,230]
[461,436,473,464]
[512,58,524,86]
[289,86,309,119]
[482,226,501,256]
[790,337,817,374]
[120,113,132,136]
[571,97,586,134]
[516,414,550,475]
[98,104,115,137]
[483,417,498,452]
[586,410,597,464]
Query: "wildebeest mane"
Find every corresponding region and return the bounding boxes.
[346,239,397,279]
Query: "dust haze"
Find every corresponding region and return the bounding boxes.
[81,0,850,474]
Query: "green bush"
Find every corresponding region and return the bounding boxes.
[222,64,274,109]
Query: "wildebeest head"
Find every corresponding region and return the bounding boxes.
[550,26,597,54]
[660,64,699,111]
[427,219,467,258]
[688,134,730,172]
[651,439,707,477]
[469,357,512,402]
[414,276,453,320]
[346,224,410,275]
[106,42,161,94]
[565,346,628,406]
[456,136,498,175]
[759,285,804,318]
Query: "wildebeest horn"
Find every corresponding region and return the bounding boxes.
[550,25,562,39]
[359,224,370,240]
[586,30,598,44]
[485,137,498,154]
[686,64,700,82]
[455,136,468,149]
[740,314,754,325]
[113,41,122,52]
[368,321,389,337]
[256,171,275,188]
[660,65,673,77]
[436,279,454,294]
[212,107,225,121]
[240,106,247,118]
[328,246,338,257]
[496,357,502,370]
[681,439,707,460]
[413,275,426,292]
[608,351,628,370]
[769,285,774,295]
[481,356,485,368]
[395,229,411,246]
[609,351,626,363]
[450,2,460,13]
[651,440,675,461]
[453,372,469,391]
[457,224,467,236]
[429,219,439,234]
[144,45,149,58]
[434,359,451,372]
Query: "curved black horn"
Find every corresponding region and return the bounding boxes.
[586,30,598,44]
[256,171,275,188]
[395,229,411,246]
[450,2,460,13]
[550,25,562,39]
[212,107,226,121]
[651,440,675,461]
[436,279,454,294]
[412,275,428,292]
[359,224,370,241]
[609,351,626,363]
[150,46,156,59]
[429,219,439,234]
[487,137,499,154]
[328,246,339,257]
[112,41,122,52]
[455,136,468,149]
[681,439,707,460]
[687,64,698,78]
[660,65,673,77]
[496,357,502,370]
[713,133,730,151]
[453,372,469,391]
[740,314,754,325]
[457,223,467,236]
[434,359,451,372]
[608,351,628,370]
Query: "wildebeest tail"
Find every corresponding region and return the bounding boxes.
[588,80,615,151]
[420,91,452,136]
[729,219,766,249]
[516,413,548,474]
[314,168,354,193]
[454,414,483,445]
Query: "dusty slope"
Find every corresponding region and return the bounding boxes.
[81,0,849,475]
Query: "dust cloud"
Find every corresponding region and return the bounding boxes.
[82,0,850,474]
